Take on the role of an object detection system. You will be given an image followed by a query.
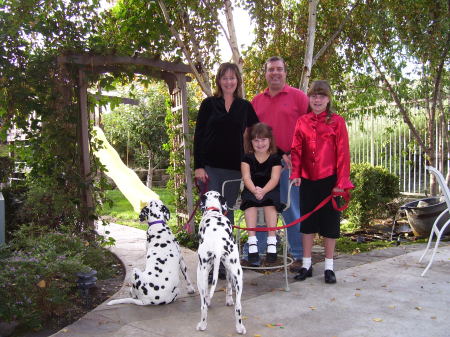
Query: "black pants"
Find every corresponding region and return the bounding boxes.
[299,175,340,239]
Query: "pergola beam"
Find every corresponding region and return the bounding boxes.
[57,55,191,74]
[57,54,195,232]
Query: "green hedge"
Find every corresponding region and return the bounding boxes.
[344,163,400,229]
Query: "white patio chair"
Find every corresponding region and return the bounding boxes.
[418,166,450,276]
[222,179,294,291]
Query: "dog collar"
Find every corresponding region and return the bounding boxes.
[206,207,227,216]
[148,220,165,226]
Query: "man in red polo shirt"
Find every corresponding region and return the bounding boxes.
[250,56,308,271]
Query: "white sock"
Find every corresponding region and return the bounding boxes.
[248,236,258,253]
[303,257,312,270]
[267,236,277,253]
[325,258,334,271]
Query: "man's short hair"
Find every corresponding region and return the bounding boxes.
[264,56,287,72]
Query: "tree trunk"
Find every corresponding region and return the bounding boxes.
[300,0,319,92]
[157,0,212,96]
[146,149,153,188]
[223,0,245,97]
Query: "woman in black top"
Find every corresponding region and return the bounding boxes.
[194,63,259,224]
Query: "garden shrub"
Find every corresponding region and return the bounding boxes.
[0,184,29,239]
[344,163,399,229]
[0,156,14,183]
[0,225,119,332]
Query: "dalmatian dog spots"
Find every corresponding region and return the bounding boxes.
[107,199,195,306]
[196,191,245,334]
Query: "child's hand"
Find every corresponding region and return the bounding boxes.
[254,186,265,200]
[332,187,344,193]
[292,178,301,186]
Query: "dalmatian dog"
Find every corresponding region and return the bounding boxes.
[107,199,195,306]
[196,190,245,334]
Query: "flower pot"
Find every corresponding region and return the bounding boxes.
[400,197,450,237]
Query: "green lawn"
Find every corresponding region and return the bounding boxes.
[99,187,176,230]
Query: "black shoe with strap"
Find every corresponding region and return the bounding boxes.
[265,242,277,264]
[265,252,277,264]
[248,252,260,266]
[294,266,313,281]
[248,242,260,266]
[324,269,336,284]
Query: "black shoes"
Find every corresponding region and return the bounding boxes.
[324,269,336,284]
[265,252,277,264]
[294,266,313,281]
[294,267,337,283]
[248,252,260,266]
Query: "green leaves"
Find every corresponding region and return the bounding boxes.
[102,81,170,169]
[345,163,400,228]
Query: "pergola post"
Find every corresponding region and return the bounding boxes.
[78,69,94,231]
[176,73,194,232]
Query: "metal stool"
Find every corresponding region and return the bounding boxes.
[222,179,295,291]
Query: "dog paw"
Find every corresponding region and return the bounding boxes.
[225,297,234,306]
[236,324,246,334]
[196,322,207,331]
[187,286,195,294]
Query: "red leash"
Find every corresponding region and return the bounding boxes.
[232,190,351,232]
[183,178,208,233]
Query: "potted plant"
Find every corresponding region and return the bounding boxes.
[400,197,450,237]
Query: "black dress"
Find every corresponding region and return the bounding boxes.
[240,153,284,212]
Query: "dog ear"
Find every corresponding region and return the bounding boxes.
[139,206,149,222]
[219,195,228,214]
[161,204,170,222]
[200,194,207,212]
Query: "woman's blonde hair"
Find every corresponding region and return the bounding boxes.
[244,123,277,154]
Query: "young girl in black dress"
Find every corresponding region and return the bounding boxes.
[240,123,284,265]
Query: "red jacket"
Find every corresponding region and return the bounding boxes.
[290,111,354,190]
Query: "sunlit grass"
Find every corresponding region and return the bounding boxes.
[99,187,177,230]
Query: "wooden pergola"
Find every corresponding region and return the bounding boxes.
[57,55,194,230]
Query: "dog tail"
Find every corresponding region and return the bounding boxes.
[107,298,146,306]
[208,256,221,300]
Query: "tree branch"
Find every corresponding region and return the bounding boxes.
[364,44,428,153]
[312,0,361,65]
[157,0,212,96]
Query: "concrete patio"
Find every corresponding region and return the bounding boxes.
[49,223,450,337]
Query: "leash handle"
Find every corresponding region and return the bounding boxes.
[331,190,351,212]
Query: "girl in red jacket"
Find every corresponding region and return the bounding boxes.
[290,80,354,284]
